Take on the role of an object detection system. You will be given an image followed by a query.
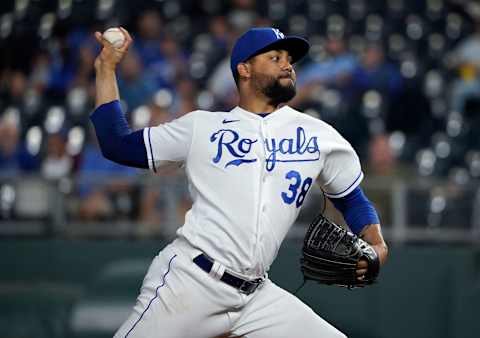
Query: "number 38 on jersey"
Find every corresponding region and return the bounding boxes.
[281,170,313,208]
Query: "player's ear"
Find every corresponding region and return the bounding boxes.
[237,62,251,80]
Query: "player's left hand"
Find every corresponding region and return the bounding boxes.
[356,243,388,280]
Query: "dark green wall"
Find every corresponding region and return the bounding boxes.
[1,239,480,338]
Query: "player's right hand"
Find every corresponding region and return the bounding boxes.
[94,27,132,71]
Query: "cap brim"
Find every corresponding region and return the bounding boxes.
[248,36,310,64]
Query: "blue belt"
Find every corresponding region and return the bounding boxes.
[193,254,264,295]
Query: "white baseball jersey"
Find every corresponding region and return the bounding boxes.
[143,105,363,278]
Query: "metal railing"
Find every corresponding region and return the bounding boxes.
[1,172,480,243]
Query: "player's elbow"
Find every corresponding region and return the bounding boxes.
[98,141,120,163]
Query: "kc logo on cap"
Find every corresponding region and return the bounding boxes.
[230,27,310,78]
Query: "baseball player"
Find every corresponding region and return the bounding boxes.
[91,27,388,338]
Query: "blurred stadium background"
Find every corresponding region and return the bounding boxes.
[2,0,480,337]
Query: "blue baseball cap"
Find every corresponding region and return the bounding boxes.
[230,27,310,78]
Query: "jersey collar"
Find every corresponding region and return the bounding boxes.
[231,105,290,121]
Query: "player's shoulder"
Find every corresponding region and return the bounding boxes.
[182,109,231,120]
[283,106,338,132]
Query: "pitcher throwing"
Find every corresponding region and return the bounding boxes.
[91,26,388,338]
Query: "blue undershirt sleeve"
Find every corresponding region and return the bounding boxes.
[90,100,148,169]
[328,186,380,235]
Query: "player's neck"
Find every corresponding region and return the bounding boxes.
[238,97,279,115]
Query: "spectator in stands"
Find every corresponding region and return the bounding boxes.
[291,37,357,107]
[349,43,403,99]
[0,114,39,173]
[1,70,28,107]
[147,32,188,89]
[447,21,480,113]
[76,131,138,221]
[118,49,157,111]
[41,130,73,180]
[135,9,164,67]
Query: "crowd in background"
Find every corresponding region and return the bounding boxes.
[1,0,480,233]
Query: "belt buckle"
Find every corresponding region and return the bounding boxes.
[239,278,264,295]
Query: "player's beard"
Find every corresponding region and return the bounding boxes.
[253,72,296,107]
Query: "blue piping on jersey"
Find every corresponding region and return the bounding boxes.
[147,127,157,173]
[325,171,363,197]
[124,254,177,337]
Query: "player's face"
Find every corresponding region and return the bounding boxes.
[249,49,296,106]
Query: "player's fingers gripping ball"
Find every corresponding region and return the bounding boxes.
[102,27,126,48]
[300,214,380,288]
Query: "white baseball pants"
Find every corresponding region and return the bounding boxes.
[113,238,347,338]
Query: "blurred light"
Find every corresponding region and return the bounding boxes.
[308,0,326,20]
[406,15,423,41]
[446,13,463,40]
[67,126,85,156]
[1,13,13,39]
[416,148,436,176]
[132,106,151,129]
[426,0,444,20]
[14,0,29,19]
[309,35,326,62]
[321,89,341,110]
[23,89,41,115]
[190,53,208,79]
[44,106,66,134]
[365,14,383,41]
[349,35,365,55]
[169,15,191,41]
[327,15,345,39]
[446,111,463,137]
[26,126,42,156]
[2,106,20,127]
[467,2,480,20]
[362,90,382,118]
[348,0,366,21]
[432,133,451,159]
[388,34,406,56]
[389,131,406,158]
[57,0,73,19]
[38,13,56,39]
[154,89,173,108]
[197,91,214,110]
[58,177,73,195]
[424,70,443,98]
[466,151,480,178]
[430,194,446,213]
[400,60,417,78]
[268,0,287,21]
[428,33,445,54]
[97,0,114,20]
[289,15,307,36]
[67,87,88,116]
[449,167,470,186]
[0,184,15,215]
[194,34,213,53]
[163,1,181,19]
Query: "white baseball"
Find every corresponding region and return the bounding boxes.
[102,27,125,48]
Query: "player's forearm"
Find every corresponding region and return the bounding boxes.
[360,223,388,266]
[94,62,120,109]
